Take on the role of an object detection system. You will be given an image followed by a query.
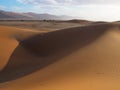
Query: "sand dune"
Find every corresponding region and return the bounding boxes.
[0,23,120,90]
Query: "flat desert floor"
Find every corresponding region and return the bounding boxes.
[0,21,120,90]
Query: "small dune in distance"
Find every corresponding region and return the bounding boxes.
[0,10,120,90]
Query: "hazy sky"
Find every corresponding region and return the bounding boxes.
[0,0,120,21]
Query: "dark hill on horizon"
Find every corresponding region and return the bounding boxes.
[0,10,75,20]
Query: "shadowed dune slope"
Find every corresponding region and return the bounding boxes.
[1,23,120,90]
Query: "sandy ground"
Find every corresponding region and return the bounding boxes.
[1,22,120,90]
[0,20,92,31]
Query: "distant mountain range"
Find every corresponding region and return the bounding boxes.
[0,10,75,20]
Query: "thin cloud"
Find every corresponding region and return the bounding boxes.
[17,0,58,5]
[17,0,120,5]
[0,5,6,10]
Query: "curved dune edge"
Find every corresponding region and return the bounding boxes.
[1,23,120,90]
[0,38,18,71]
[0,26,42,71]
[0,26,19,71]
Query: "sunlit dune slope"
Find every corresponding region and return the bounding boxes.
[0,26,41,71]
[1,23,120,90]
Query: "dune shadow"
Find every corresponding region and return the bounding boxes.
[0,23,112,83]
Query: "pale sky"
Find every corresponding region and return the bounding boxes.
[0,0,120,21]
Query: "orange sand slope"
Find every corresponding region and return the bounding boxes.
[1,23,120,90]
[0,26,43,71]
